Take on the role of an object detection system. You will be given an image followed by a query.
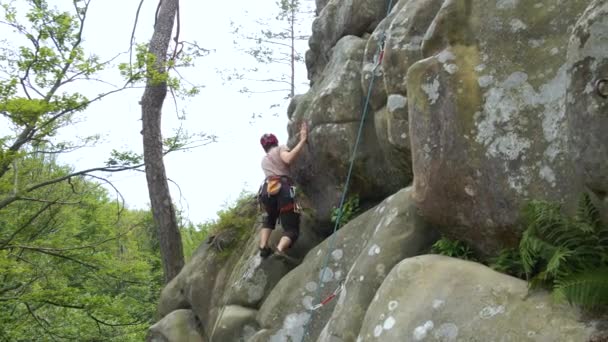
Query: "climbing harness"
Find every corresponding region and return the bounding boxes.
[303,0,395,338]
[310,280,345,311]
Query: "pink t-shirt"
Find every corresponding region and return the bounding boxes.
[261,145,290,177]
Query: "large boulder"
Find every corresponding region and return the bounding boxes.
[255,187,437,341]
[566,0,608,220]
[147,309,204,342]
[289,35,405,226]
[407,0,590,255]
[221,235,292,309]
[359,0,443,111]
[364,0,445,186]
[307,0,392,83]
[220,211,324,310]
[155,203,324,340]
[358,255,601,341]
[318,188,438,342]
[209,305,258,342]
[157,240,240,339]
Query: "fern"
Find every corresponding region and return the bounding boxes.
[575,192,601,231]
[431,237,476,261]
[553,268,608,310]
[489,248,525,279]
[517,192,608,309]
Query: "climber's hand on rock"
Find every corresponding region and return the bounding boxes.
[300,122,308,142]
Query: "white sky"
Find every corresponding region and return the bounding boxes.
[2,0,314,224]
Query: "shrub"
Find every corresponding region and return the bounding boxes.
[182,191,258,259]
[431,237,476,260]
[331,195,360,228]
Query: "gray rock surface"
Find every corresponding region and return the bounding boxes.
[149,1,608,340]
[358,255,599,342]
[147,309,204,342]
[210,305,258,342]
[256,187,437,341]
[307,0,392,83]
[290,35,410,226]
[407,0,589,254]
[566,0,608,221]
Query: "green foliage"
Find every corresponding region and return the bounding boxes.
[0,0,107,180]
[118,41,209,100]
[431,237,476,260]
[180,220,208,262]
[489,248,526,279]
[106,149,143,167]
[331,195,360,228]
[182,191,259,259]
[516,193,608,309]
[0,155,161,341]
[0,1,210,339]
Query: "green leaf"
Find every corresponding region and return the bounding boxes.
[554,268,608,309]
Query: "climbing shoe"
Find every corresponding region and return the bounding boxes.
[259,246,273,258]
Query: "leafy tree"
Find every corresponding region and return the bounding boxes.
[0,0,140,203]
[113,0,214,284]
[0,0,207,338]
[138,0,185,284]
[223,0,314,117]
[0,154,162,341]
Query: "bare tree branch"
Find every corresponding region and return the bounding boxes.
[0,202,56,250]
[171,1,181,61]
[130,0,146,68]
[18,197,80,205]
[85,174,126,222]
[9,246,100,270]
[0,163,144,210]
[87,313,143,327]
[25,303,60,342]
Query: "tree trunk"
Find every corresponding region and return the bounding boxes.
[140,0,184,284]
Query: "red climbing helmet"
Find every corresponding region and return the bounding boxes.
[260,133,278,150]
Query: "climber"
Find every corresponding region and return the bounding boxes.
[257,122,308,259]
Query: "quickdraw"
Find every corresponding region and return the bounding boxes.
[310,280,345,311]
[373,33,387,70]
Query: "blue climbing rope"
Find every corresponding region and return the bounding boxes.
[304,0,395,338]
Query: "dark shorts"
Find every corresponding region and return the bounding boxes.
[259,176,300,242]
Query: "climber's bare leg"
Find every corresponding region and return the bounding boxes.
[277,236,292,252]
[259,228,272,249]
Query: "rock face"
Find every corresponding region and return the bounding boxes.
[147,309,204,342]
[358,255,598,342]
[151,188,605,342]
[289,35,410,225]
[566,0,608,221]
[293,0,608,247]
[307,0,392,83]
[150,0,608,340]
[407,0,597,254]
[255,188,437,341]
